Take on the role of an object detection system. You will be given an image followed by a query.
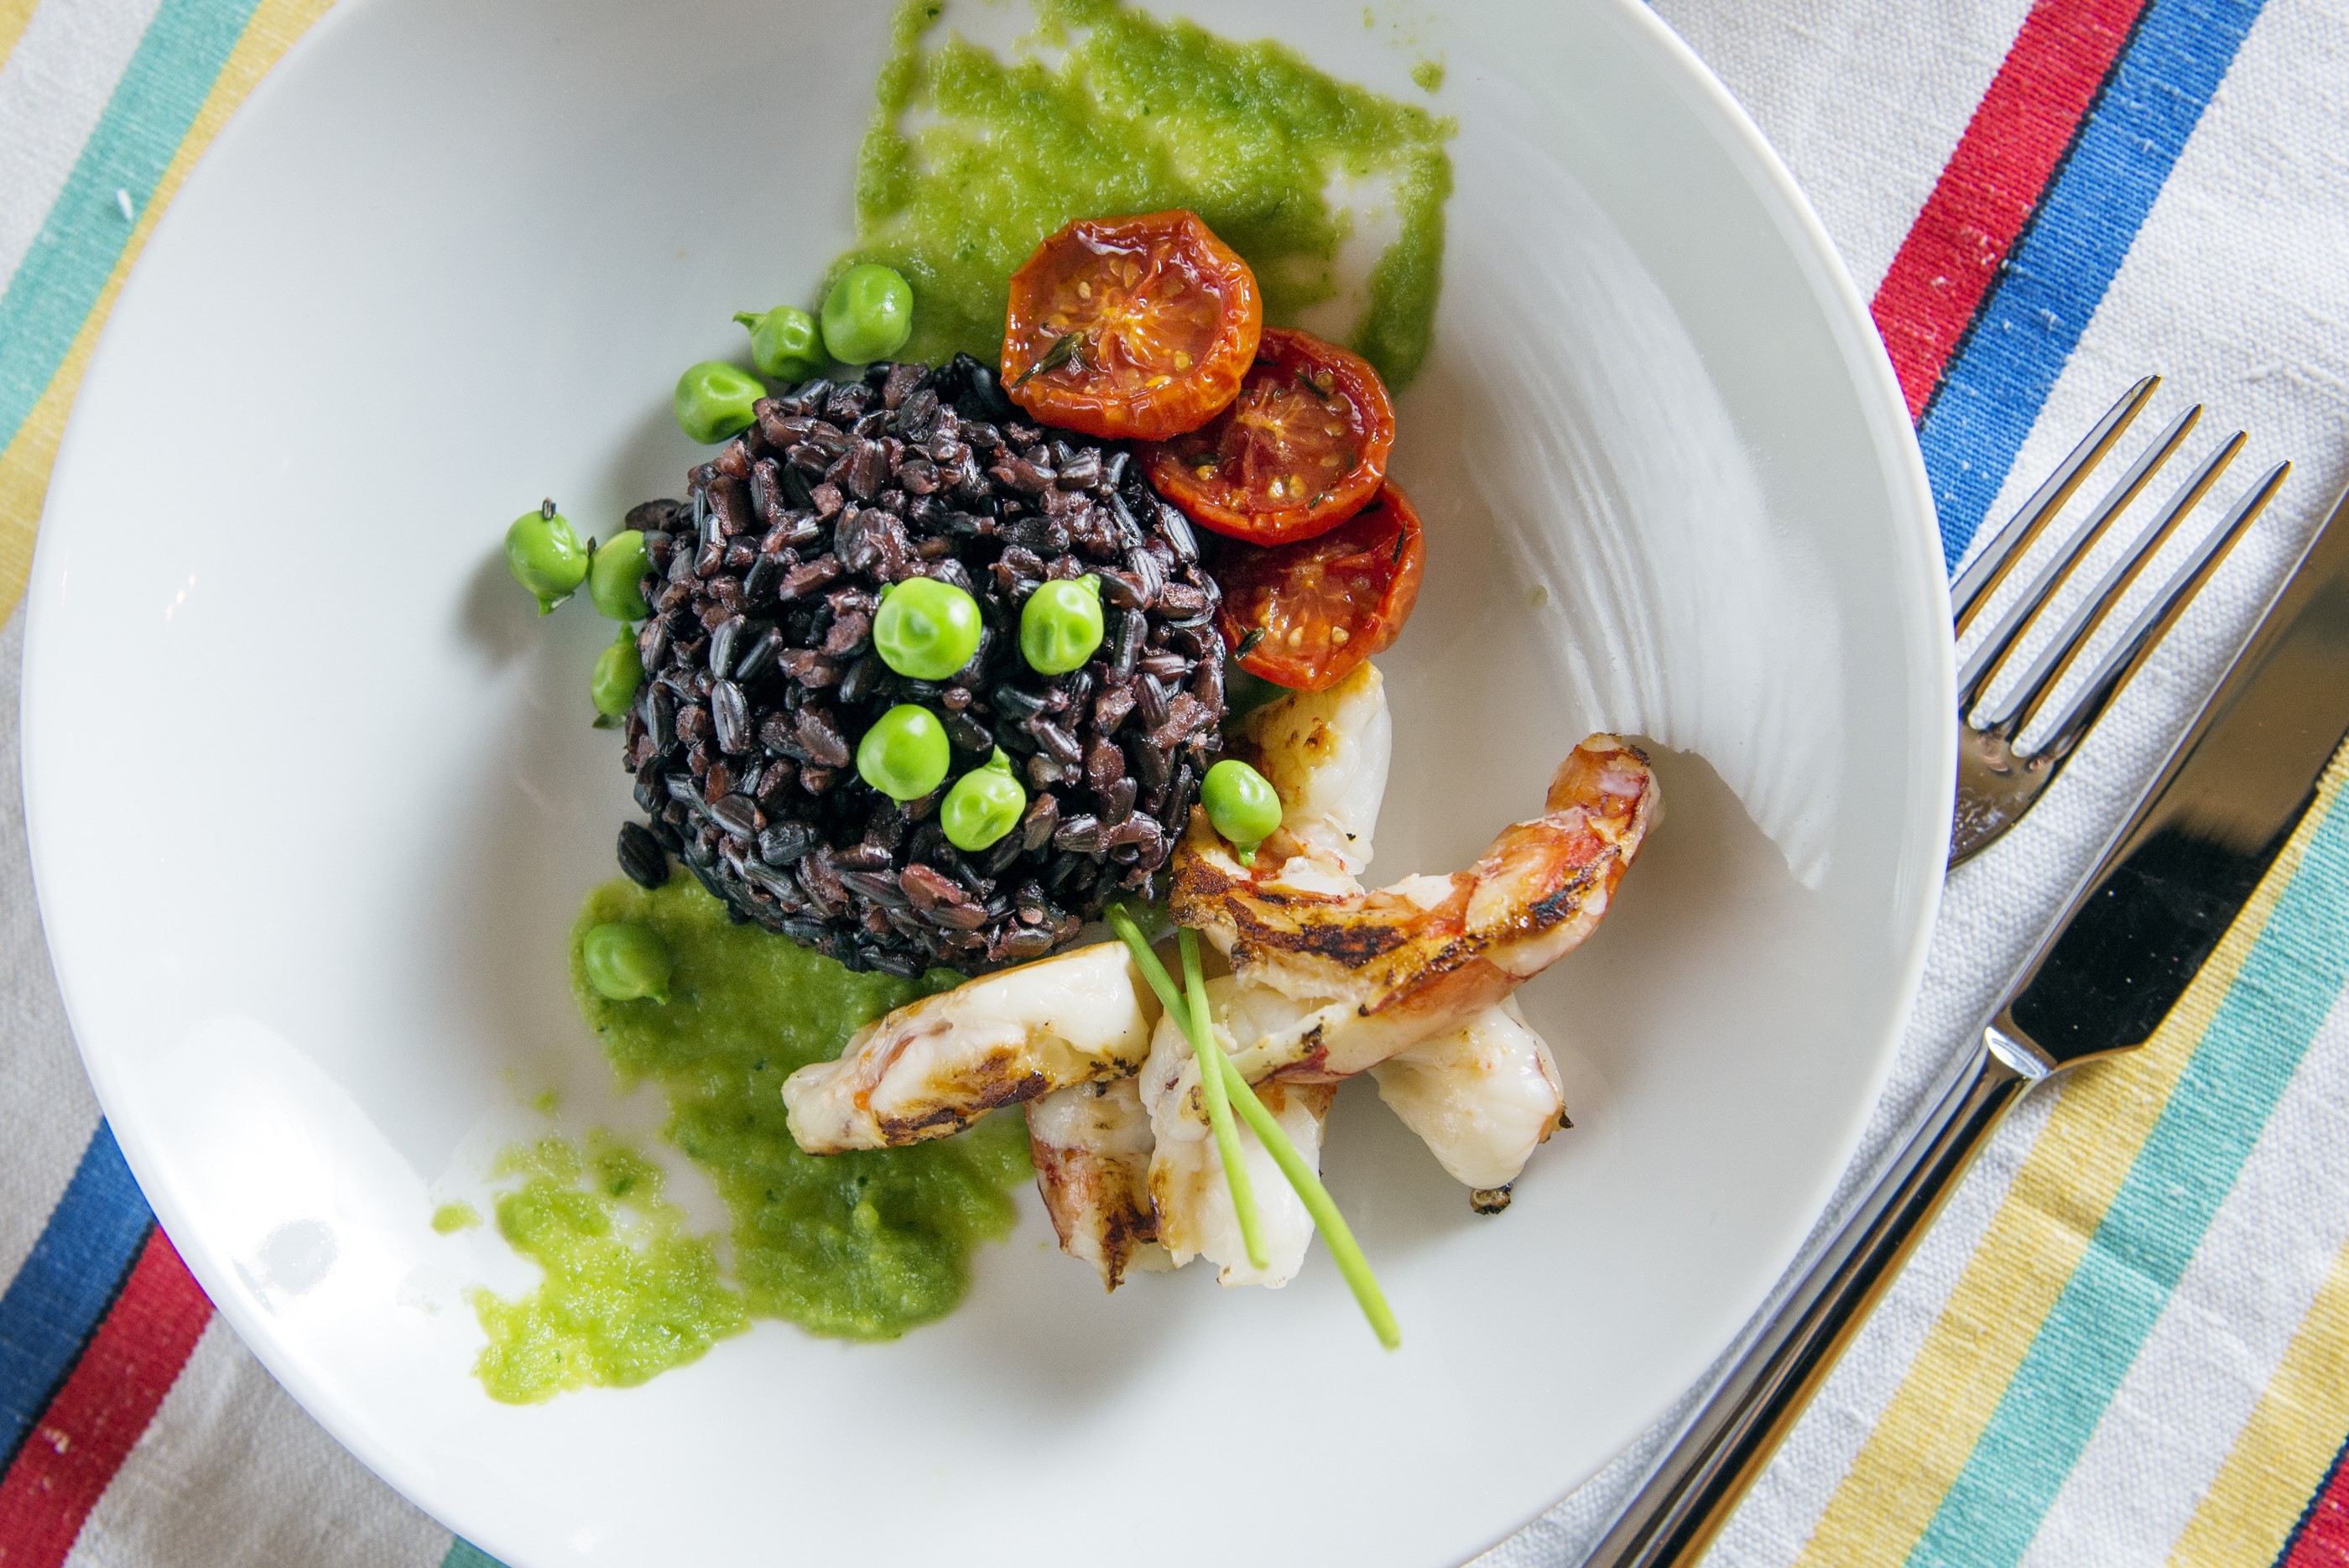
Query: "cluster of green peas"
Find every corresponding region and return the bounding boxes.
[855,576,1281,865]
[503,498,679,1004]
[674,263,916,445]
[501,499,659,724]
[857,572,1105,849]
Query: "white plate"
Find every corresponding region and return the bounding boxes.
[20,2,1950,1564]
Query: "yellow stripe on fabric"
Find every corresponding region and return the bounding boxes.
[0,0,331,625]
[1793,753,2349,1568]
[0,0,40,75]
[2170,1222,2349,1563]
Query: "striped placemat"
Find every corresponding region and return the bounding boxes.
[4,2,2349,1565]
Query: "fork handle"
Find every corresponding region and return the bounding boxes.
[1581,1033,2042,1567]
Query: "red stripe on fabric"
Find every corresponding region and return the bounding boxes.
[1870,0,2147,417]
[2283,1438,2349,1567]
[0,1232,212,1568]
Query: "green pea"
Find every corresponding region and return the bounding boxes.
[1020,575,1105,675]
[820,263,914,365]
[733,305,826,383]
[587,529,652,621]
[503,499,591,616]
[674,360,765,445]
[581,921,672,1003]
[591,626,643,720]
[940,749,1027,852]
[873,577,983,680]
[1202,758,1283,860]
[856,704,951,801]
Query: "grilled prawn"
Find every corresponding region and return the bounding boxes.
[1027,1076,1170,1289]
[782,941,1157,1154]
[1229,660,1393,881]
[1370,997,1566,1212]
[1170,732,1657,1083]
[1142,975,1336,1286]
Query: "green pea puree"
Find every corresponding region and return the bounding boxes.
[838,0,1453,388]
[467,878,1030,1403]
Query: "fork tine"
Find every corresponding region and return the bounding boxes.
[2025,459,2290,755]
[1951,375,2159,634]
[1982,430,2247,733]
[1957,402,2201,712]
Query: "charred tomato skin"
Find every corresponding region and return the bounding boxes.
[1001,210,1263,441]
[1213,481,1425,691]
[1143,328,1396,545]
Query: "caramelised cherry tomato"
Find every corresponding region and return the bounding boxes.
[1001,211,1262,441]
[1212,482,1425,691]
[1143,328,1395,544]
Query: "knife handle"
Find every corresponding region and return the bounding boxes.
[1582,1032,2042,1567]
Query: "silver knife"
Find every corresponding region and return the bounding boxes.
[1584,476,2349,1568]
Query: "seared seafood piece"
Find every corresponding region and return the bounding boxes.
[1234,666,1576,1202]
[1228,660,1392,881]
[1370,996,1566,1212]
[1171,733,1657,1082]
[1142,976,1336,1287]
[783,942,1158,1154]
[1027,1077,1169,1290]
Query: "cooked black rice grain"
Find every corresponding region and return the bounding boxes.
[614,354,1226,974]
[617,821,670,889]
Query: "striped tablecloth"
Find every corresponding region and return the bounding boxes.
[4,2,2348,1565]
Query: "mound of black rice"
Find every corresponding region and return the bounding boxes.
[615,355,1227,978]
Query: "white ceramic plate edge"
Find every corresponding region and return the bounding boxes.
[1437,5,1956,1554]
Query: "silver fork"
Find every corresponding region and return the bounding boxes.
[1950,376,2290,863]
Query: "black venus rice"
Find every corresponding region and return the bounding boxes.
[614,354,1229,979]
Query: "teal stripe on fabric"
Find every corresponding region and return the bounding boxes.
[1907,788,2349,1568]
[440,1540,508,1568]
[0,0,260,451]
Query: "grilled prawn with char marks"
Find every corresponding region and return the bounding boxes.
[1169,732,1658,1084]
[783,941,1158,1154]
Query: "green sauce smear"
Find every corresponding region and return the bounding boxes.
[468,878,1031,1403]
[838,0,1453,388]
[430,1201,480,1235]
[472,1135,746,1403]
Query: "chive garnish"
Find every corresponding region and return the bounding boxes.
[1106,906,1266,1270]
[1179,930,1267,1268]
[1236,627,1266,659]
[1106,904,1399,1348]
[1214,1052,1400,1350]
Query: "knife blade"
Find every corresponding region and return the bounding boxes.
[1586,472,2349,1568]
[1999,477,2349,1066]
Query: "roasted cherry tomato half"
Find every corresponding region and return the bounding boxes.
[1213,481,1425,691]
[1142,328,1395,544]
[1001,210,1262,441]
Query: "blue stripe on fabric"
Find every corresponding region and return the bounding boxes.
[0,1123,155,1466]
[0,0,261,451]
[1915,0,2268,569]
[1906,787,2349,1568]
